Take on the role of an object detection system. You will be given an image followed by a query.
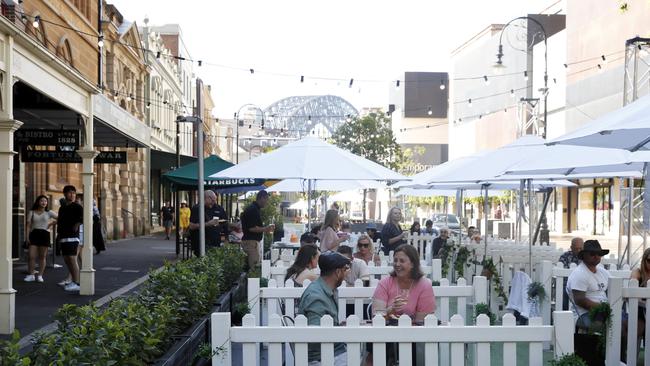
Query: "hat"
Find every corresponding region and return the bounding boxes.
[578,239,610,259]
[366,223,377,230]
[318,252,351,273]
[181,200,187,205]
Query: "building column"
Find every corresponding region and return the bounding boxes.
[78,94,98,296]
[0,33,21,334]
[0,119,22,334]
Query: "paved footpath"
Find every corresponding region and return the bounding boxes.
[1,233,179,348]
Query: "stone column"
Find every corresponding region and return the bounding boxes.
[0,34,21,334]
[78,95,98,296]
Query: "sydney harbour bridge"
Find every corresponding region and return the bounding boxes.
[263,95,358,138]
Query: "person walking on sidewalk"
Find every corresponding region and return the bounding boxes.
[57,185,83,292]
[24,195,57,283]
[241,190,274,270]
[160,202,174,240]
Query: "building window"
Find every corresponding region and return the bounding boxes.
[56,37,74,68]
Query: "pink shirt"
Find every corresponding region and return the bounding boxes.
[373,276,436,317]
[318,226,339,252]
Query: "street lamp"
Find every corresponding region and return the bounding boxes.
[234,104,265,164]
[493,16,548,139]
[177,115,206,256]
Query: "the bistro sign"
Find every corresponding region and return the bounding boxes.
[15,129,80,148]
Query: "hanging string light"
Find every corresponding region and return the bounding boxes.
[439,80,446,90]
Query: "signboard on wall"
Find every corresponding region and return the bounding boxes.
[20,148,127,164]
[399,143,449,175]
[14,129,80,147]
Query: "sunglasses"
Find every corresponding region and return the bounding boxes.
[358,243,370,248]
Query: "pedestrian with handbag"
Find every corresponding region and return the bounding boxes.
[24,195,57,282]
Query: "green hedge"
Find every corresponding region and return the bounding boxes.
[1,245,245,365]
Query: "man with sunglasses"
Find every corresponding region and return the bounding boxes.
[566,240,610,331]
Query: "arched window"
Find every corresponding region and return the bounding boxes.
[56,37,74,68]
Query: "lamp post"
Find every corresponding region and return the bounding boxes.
[494,16,548,139]
[234,104,265,164]
[177,115,205,256]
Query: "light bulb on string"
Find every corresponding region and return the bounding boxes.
[32,16,40,28]
[468,98,472,107]
[427,106,433,115]
[439,80,446,90]
[483,75,489,85]
[524,71,529,81]
[510,89,515,98]
[97,35,104,48]
[395,80,400,89]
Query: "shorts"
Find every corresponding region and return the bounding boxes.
[60,240,79,256]
[163,219,173,228]
[29,229,51,247]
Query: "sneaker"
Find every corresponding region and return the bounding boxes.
[64,282,80,292]
[24,274,35,282]
[36,275,44,283]
[57,279,72,287]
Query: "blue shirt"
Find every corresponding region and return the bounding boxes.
[297,277,346,361]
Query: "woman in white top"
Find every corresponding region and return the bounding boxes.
[25,195,57,282]
[318,209,348,252]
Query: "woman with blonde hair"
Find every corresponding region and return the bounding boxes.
[354,234,381,266]
[380,207,407,255]
[318,209,348,252]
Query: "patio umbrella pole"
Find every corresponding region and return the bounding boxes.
[483,185,489,255]
[456,189,463,246]
[307,179,312,231]
[627,177,634,266]
[528,179,533,275]
[518,180,525,243]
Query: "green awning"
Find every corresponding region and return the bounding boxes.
[162,155,266,191]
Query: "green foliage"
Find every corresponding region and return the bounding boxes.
[440,242,472,279]
[0,331,31,365]
[477,257,508,304]
[527,281,547,303]
[588,302,613,356]
[248,265,269,287]
[25,246,245,364]
[550,354,587,366]
[233,302,250,318]
[474,303,497,325]
[330,112,404,171]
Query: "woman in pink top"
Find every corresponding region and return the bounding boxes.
[372,244,436,322]
[318,209,348,252]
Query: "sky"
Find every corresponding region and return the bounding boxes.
[110,0,554,119]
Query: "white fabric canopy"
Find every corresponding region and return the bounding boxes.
[289,200,308,210]
[210,137,408,182]
[267,179,384,192]
[549,94,650,151]
[395,188,502,198]
[329,190,373,202]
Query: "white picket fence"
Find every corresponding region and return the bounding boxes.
[211,311,575,366]
[248,276,488,327]
[538,260,632,326]
[261,259,443,286]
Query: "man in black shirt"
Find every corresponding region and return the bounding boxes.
[160,202,174,240]
[240,190,274,269]
[432,227,449,258]
[57,185,83,292]
[189,190,228,256]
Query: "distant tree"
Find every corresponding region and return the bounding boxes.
[330,112,404,170]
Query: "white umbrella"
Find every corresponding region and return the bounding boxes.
[548,95,650,265]
[548,94,650,151]
[267,179,384,192]
[329,190,373,202]
[395,188,501,198]
[211,137,408,227]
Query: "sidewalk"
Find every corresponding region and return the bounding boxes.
[2,233,178,344]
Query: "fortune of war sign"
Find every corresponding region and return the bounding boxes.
[21,148,127,164]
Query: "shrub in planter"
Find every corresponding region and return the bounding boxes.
[24,246,245,364]
[474,302,497,325]
[550,353,587,366]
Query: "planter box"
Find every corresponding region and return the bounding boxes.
[154,272,247,366]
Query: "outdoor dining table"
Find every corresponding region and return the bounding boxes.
[271,241,300,253]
